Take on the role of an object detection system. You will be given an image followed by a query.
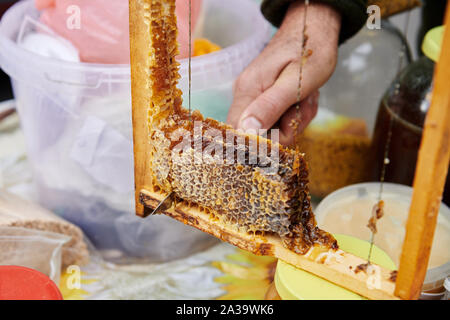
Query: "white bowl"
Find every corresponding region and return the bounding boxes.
[316,182,450,293]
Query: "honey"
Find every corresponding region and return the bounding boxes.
[141,0,337,254]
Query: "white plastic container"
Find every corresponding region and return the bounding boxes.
[315,182,450,296]
[0,0,271,262]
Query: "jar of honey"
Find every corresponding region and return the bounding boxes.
[370,26,449,205]
[297,21,411,199]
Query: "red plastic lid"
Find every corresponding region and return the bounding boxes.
[0,266,63,300]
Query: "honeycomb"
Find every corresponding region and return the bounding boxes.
[137,0,337,254]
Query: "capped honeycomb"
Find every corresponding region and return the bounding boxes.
[133,0,337,254]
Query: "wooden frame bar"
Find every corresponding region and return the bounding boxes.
[140,189,399,300]
[129,0,153,218]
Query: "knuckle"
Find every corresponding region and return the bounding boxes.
[234,72,252,92]
[259,94,280,113]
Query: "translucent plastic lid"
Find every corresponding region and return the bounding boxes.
[0,266,63,300]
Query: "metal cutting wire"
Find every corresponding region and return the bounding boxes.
[188,0,192,121]
[367,1,413,263]
[294,0,310,141]
[143,192,174,217]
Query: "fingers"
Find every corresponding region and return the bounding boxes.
[227,0,340,141]
[227,78,260,129]
[279,90,319,146]
[236,51,327,132]
[237,65,299,132]
[226,39,300,128]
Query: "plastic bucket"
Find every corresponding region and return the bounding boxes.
[0,0,271,262]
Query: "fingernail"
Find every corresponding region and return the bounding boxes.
[240,116,262,131]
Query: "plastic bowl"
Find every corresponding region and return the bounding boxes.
[0,0,271,262]
[315,182,450,294]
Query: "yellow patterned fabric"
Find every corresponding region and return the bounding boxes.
[59,271,97,300]
[213,249,277,300]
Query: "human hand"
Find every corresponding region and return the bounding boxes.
[227,1,341,146]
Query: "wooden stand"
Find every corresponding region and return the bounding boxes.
[130,0,450,300]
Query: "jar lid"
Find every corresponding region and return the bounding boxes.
[274,234,397,300]
[445,277,450,292]
[0,266,63,300]
[422,26,444,62]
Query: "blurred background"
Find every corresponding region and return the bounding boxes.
[0,0,426,103]
[0,0,448,300]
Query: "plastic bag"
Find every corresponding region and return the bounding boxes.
[0,226,69,283]
[0,190,90,269]
[29,91,218,263]
[35,0,203,63]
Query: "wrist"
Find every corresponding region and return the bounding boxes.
[281,1,342,44]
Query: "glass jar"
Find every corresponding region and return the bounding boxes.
[370,26,449,205]
[297,21,411,199]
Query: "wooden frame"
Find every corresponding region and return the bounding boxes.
[140,189,398,300]
[130,0,450,300]
[129,0,154,218]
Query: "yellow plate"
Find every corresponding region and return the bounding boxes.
[275,234,397,300]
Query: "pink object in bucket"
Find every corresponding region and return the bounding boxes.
[35,0,202,64]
